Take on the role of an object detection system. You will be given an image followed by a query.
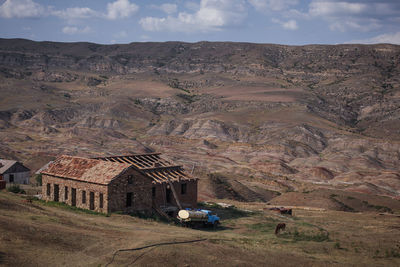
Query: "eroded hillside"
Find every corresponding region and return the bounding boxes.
[0,38,399,202]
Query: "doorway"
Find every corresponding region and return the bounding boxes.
[9,174,14,183]
[54,184,59,202]
[71,188,76,206]
[89,192,95,210]
[126,192,132,207]
[166,188,172,203]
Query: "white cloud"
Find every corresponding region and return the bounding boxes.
[139,18,168,32]
[330,19,381,32]
[185,1,200,11]
[150,3,177,14]
[282,19,298,30]
[249,0,298,12]
[51,0,138,22]
[309,1,367,16]
[140,0,247,33]
[0,0,44,18]
[272,18,298,30]
[308,1,400,32]
[309,1,399,17]
[52,7,99,20]
[366,31,400,44]
[349,31,400,45]
[106,0,138,20]
[62,26,91,35]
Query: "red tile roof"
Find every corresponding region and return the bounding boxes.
[41,155,131,185]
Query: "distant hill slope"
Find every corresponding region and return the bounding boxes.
[0,38,399,133]
[0,38,399,200]
[0,38,399,75]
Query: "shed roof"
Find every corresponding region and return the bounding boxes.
[0,159,17,174]
[95,153,197,184]
[41,155,131,185]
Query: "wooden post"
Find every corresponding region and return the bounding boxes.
[167,178,182,210]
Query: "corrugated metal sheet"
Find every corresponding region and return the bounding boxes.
[96,154,196,184]
[0,159,17,174]
[41,155,131,185]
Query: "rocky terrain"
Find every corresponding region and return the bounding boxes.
[0,38,400,204]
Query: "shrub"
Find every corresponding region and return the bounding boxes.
[7,185,25,194]
[385,249,400,258]
[35,174,42,186]
[176,93,195,103]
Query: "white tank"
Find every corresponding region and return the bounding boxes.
[178,210,208,221]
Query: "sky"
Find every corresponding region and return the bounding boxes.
[0,0,400,45]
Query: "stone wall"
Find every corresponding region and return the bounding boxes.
[42,168,153,214]
[41,171,196,215]
[107,168,153,213]
[153,180,197,209]
[42,174,108,213]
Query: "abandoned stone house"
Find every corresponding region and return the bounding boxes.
[40,153,197,214]
[0,159,31,184]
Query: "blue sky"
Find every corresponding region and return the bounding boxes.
[0,0,399,45]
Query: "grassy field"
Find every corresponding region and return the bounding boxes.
[0,191,399,266]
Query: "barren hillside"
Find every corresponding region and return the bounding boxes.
[0,38,399,202]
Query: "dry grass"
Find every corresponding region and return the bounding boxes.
[0,191,399,266]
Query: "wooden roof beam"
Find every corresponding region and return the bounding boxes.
[152,172,168,183]
[141,165,182,172]
[157,171,179,182]
[122,157,144,169]
[135,155,154,167]
[129,157,152,168]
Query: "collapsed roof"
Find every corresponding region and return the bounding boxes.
[41,153,196,185]
[95,153,196,184]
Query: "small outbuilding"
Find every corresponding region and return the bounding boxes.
[0,175,5,189]
[0,159,30,184]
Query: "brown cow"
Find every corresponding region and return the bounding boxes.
[275,223,286,235]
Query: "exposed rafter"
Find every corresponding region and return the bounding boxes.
[94,154,197,184]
